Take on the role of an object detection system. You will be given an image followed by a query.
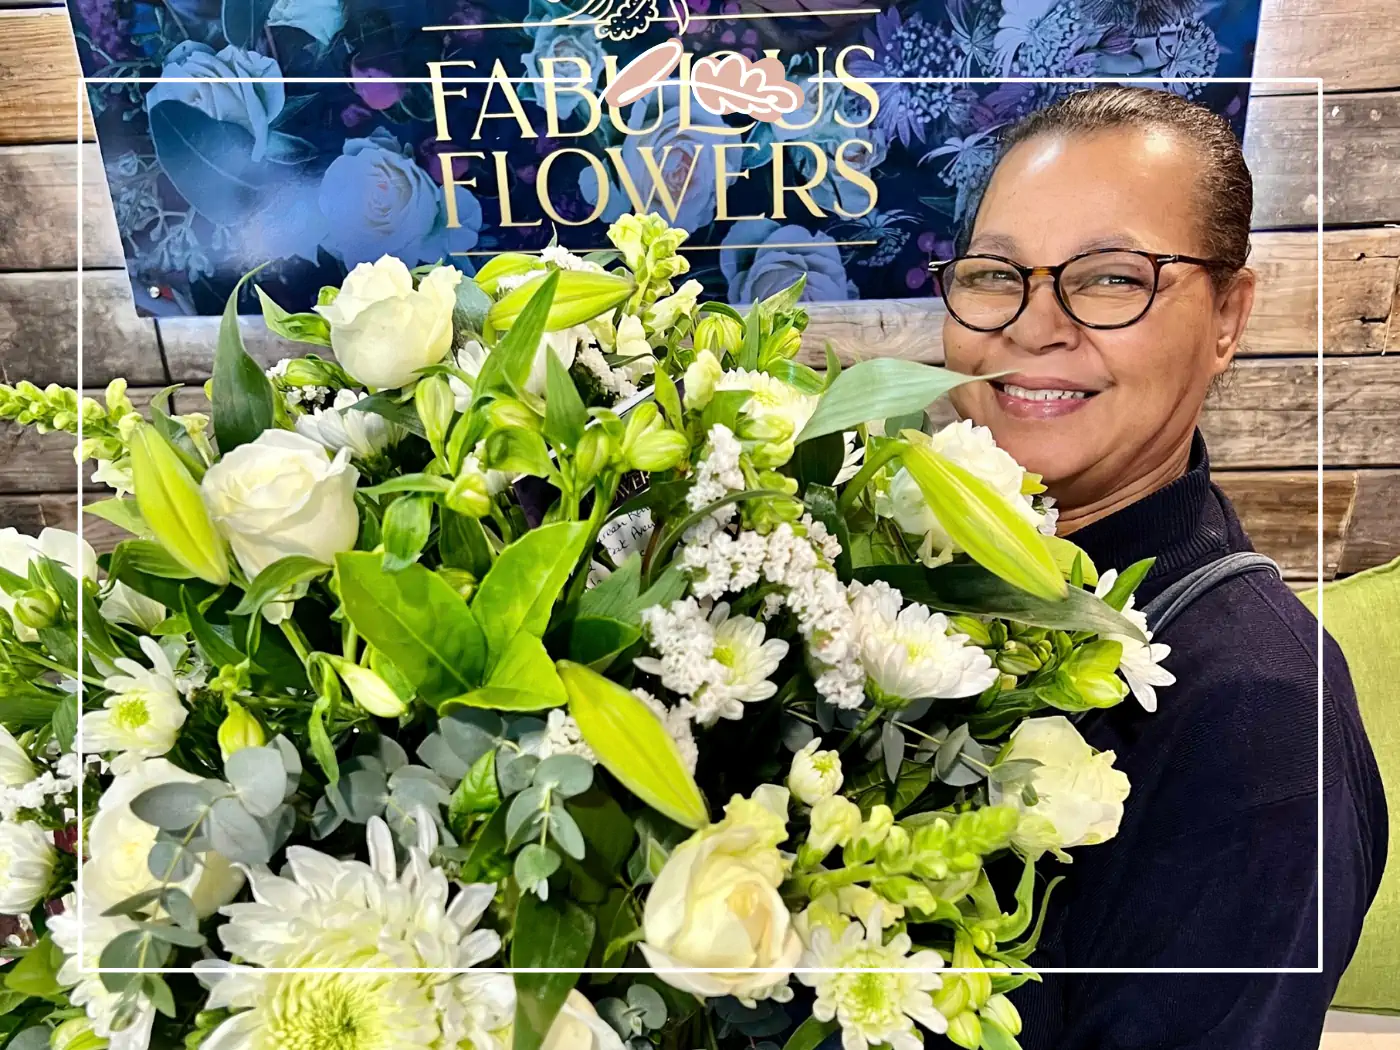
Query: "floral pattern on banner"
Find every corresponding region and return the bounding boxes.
[66,0,1261,316]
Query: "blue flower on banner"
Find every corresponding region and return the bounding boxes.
[145,42,286,162]
[844,9,971,147]
[721,218,853,305]
[772,81,889,219]
[520,24,607,119]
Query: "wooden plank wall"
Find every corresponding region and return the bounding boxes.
[1,1,1398,584]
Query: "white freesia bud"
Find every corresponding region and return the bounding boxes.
[84,758,244,918]
[315,257,462,389]
[0,726,35,788]
[201,431,359,621]
[787,737,843,806]
[0,820,56,914]
[988,715,1130,857]
[295,389,406,460]
[541,990,625,1050]
[641,786,801,1003]
[682,350,723,411]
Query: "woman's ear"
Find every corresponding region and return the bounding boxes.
[1212,267,1256,375]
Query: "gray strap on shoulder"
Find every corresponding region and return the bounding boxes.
[1139,551,1281,636]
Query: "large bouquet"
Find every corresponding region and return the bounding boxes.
[0,214,1171,1050]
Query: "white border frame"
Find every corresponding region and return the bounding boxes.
[74,71,1326,977]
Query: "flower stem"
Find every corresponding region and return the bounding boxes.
[837,440,907,514]
[838,706,882,754]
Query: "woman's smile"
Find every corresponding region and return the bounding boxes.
[989,374,1104,420]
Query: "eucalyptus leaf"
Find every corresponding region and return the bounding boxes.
[497,751,540,797]
[514,842,562,896]
[225,746,289,817]
[880,721,904,784]
[147,839,197,883]
[207,797,272,864]
[507,786,549,848]
[547,802,586,860]
[935,724,971,779]
[129,782,215,832]
[533,755,594,798]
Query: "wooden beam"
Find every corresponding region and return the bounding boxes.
[0,270,164,387]
[1337,470,1400,576]
[159,314,299,382]
[0,492,128,552]
[0,9,93,146]
[1253,0,1400,95]
[0,144,123,270]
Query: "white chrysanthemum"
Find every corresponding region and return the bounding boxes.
[83,637,187,774]
[797,919,947,1050]
[834,431,865,485]
[195,816,512,1050]
[849,581,998,703]
[99,581,167,633]
[787,737,843,806]
[295,388,406,460]
[49,894,156,1050]
[1093,569,1174,713]
[0,820,56,914]
[0,726,34,788]
[878,419,1046,564]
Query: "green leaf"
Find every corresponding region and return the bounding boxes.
[980,1018,1023,1050]
[86,498,148,537]
[568,789,635,873]
[1044,536,1099,586]
[181,588,246,668]
[229,556,329,617]
[568,616,641,670]
[3,936,64,1001]
[782,1017,840,1050]
[477,272,560,401]
[448,749,500,838]
[348,394,427,439]
[453,276,493,339]
[851,564,1144,640]
[578,554,642,622]
[754,272,807,329]
[51,692,77,753]
[1101,557,1155,611]
[900,435,1066,602]
[543,348,587,450]
[212,269,276,453]
[255,286,331,346]
[472,522,590,659]
[382,494,435,572]
[336,553,488,705]
[489,269,632,333]
[439,509,495,578]
[792,431,845,489]
[558,661,707,829]
[797,359,984,444]
[443,632,567,712]
[110,539,197,580]
[652,368,683,430]
[510,895,595,1050]
[361,474,452,497]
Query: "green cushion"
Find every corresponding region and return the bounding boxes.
[1300,558,1400,1013]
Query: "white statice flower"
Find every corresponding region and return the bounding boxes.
[0,727,34,788]
[91,457,135,496]
[49,894,157,1050]
[1093,569,1175,713]
[266,358,330,411]
[539,244,599,272]
[787,737,842,806]
[715,369,819,465]
[99,581,166,633]
[493,269,548,294]
[797,919,948,1050]
[685,424,746,517]
[848,581,998,704]
[878,419,1047,565]
[0,751,79,823]
[633,688,698,774]
[537,708,596,764]
[193,816,513,1050]
[295,388,406,460]
[83,637,187,774]
[0,820,56,914]
[576,341,639,401]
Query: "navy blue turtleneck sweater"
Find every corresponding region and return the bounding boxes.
[1010,434,1387,1049]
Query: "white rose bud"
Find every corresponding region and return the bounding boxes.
[541,990,625,1050]
[0,821,55,914]
[201,431,359,617]
[0,726,35,787]
[315,257,462,389]
[786,737,843,806]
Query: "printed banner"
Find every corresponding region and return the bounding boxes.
[67,0,1264,316]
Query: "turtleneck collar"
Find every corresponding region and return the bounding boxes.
[1063,431,1234,595]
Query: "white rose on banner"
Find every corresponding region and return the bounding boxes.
[200,431,359,614]
[720,219,853,305]
[521,25,607,119]
[145,42,285,161]
[315,257,462,389]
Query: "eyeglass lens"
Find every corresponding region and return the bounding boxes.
[940,252,1157,329]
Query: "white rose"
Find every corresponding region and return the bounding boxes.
[0,820,56,914]
[201,430,360,591]
[541,991,625,1050]
[315,257,462,389]
[295,388,406,460]
[85,758,244,918]
[989,716,1131,857]
[787,737,843,806]
[641,785,801,1003]
[0,726,35,788]
[0,528,97,643]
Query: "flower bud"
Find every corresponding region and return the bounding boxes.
[871,875,936,914]
[736,412,794,445]
[129,423,230,585]
[945,1011,982,1050]
[761,326,803,363]
[1061,640,1129,708]
[280,357,340,387]
[573,427,615,488]
[876,825,913,873]
[802,794,862,861]
[750,439,796,469]
[487,398,541,433]
[995,640,1043,676]
[625,429,688,473]
[324,656,408,718]
[948,615,992,647]
[981,994,1022,1037]
[50,1017,109,1050]
[446,471,493,518]
[846,804,894,865]
[693,315,743,357]
[932,977,971,1020]
[415,374,456,455]
[217,701,266,761]
[436,567,478,600]
[682,349,723,410]
[13,590,60,631]
[786,738,843,806]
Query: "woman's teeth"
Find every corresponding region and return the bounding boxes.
[1002,384,1090,401]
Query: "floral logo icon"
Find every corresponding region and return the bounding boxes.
[603,37,806,123]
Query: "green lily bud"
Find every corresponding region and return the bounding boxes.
[846,804,894,865]
[415,375,456,456]
[474,252,543,296]
[876,825,913,873]
[945,1011,982,1050]
[573,427,615,488]
[982,994,1022,1037]
[445,471,492,519]
[324,655,408,718]
[693,314,743,357]
[995,640,1043,676]
[436,567,478,600]
[948,615,993,648]
[626,429,689,473]
[932,977,971,1020]
[129,423,229,585]
[13,590,59,631]
[217,701,266,761]
[487,398,540,433]
[488,270,634,331]
[51,1017,109,1050]
[761,325,803,363]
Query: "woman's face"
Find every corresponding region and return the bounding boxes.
[943,127,1254,507]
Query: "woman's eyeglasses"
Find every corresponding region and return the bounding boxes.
[928,248,1229,332]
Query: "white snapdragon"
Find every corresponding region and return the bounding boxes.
[1093,569,1175,713]
[295,388,406,460]
[83,637,188,773]
[0,820,57,914]
[848,580,999,704]
[787,737,842,806]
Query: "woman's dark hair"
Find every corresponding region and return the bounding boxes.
[960,86,1254,282]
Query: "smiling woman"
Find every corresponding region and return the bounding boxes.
[933,86,1389,1050]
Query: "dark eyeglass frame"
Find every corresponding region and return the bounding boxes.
[928,248,1229,332]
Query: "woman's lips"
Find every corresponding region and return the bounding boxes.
[992,380,1100,419]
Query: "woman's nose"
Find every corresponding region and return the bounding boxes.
[1002,278,1081,354]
